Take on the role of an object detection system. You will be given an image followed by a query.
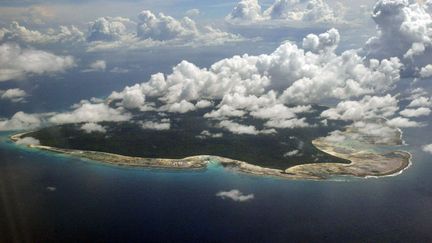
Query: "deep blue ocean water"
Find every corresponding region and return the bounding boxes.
[1,124,432,242]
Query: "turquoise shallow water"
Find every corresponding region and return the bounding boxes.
[1,129,432,242]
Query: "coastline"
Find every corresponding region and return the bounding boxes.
[9,128,412,181]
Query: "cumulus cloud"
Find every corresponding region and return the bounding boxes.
[82,60,106,72]
[161,100,196,113]
[407,96,431,107]
[80,122,107,133]
[321,95,399,121]
[386,117,422,127]
[0,43,75,82]
[100,28,407,132]
[196,130,223,139]
[227,0,344,24]
[16,137,40,146]
[0,88,27,102]
[323,120,404,145]
[87,17,133,42]
[419,64,432,78]
[302,28,340,53]
[112,29,400,107]
[88,10,243,51]
[0,111,42,131]
[227,0,263,22]
[141,119,171,130]
[218,120,276,135]
[216,189,254,202]
[364,0,432,73]
[0,21,85,44]
[49,102,131,124]
[109,84,146,110]
[423,144,432,154]
[400,107,431,117]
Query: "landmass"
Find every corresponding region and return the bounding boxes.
[10,119,411,180]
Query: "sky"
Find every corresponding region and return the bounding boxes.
[0,0,432,153]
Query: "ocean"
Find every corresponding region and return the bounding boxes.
[1,125,432,242]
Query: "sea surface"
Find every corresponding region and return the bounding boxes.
[1,123,432,242]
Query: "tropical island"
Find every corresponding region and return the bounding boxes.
[10,107,411,180]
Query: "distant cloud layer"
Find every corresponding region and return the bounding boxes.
[0,43,75,82]
[86,10,244,51]
[227,0,345,24]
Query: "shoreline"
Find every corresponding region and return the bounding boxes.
[9,128,412,181]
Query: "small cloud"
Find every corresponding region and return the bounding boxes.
[82,60,106,72]
[216,189,254,202]
[185,8,200,17]
[16,137,40,146]
[1,88,28,102]
[422,144,432,154]
[46,186,56,192]
[140,119,171,130]
[110,67,129,73]
[283,149,301,157]
[196,130,223,139]
[80,122,106,134]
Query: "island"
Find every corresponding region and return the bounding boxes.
[10,115,411,180]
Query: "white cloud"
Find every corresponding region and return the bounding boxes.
[161,100,196,113]
[196,130,223,139]
[1,88,27,102]
[363,0,432,73]
[422,144,432,154]
[218,120,276,135]
[227,0,263,22]
[0,111,42,131]
[321,95,399,121]
[103,28,406,132]
[284,149,300,157]
[87,17,133,42]
[110,67,129,73]
[141,119,171,130]
[227,0,344,24]
[113,29,401,110]
[82,60,106,72]
[195,100,213,109]
[185,9,200,17]
[216,189,254,202]
[88,10,243,51]
[264,117,310,129]
[204,105,246,119]
[420,64,432,78]
[109,84,146,110]
[302,28,340,53]
[0,43,75,82]
[323,130,347,143]
[400,107,431,117]
[407,96,431,107]
[16,137,40,146]
[49,102,131,124]
[323,121,403,145]
[0,21,84,44]
[386,117,422,128]
[80,122,107,133]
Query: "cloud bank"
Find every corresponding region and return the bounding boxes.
[0,43,75,81]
